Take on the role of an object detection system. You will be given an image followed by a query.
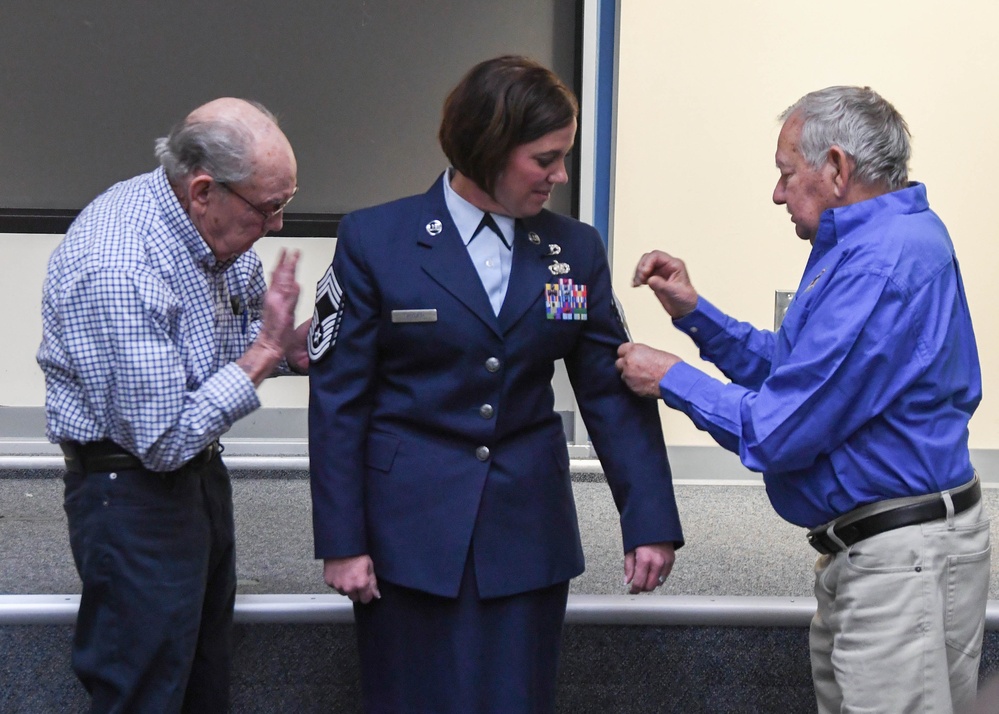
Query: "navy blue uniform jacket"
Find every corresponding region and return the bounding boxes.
[309,174,683,599]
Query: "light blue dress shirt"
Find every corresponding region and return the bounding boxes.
[442,171,514,315]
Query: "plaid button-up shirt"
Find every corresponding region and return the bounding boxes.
[38,167,274,471]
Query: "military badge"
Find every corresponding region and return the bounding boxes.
[545,278,587,320]
[308,263,344,362]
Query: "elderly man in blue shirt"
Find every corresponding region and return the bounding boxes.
[616,86,990,713]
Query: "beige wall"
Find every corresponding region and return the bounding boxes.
[612,0,999,449]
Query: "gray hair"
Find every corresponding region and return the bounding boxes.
[780,86,911,191]
[154,100,278,183]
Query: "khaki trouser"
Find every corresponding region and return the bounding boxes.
[810,499,990,714]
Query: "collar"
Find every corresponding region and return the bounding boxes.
[814,182,929,251]
[151,167,238,274]
[441,170,515,247]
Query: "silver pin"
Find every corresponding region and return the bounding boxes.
[426,220,442,235]
[528,231,541,245]
[547,261,570,275]
[546,244,561,256]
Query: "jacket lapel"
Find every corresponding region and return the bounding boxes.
[417,175,501,337]
[497,218,555,334]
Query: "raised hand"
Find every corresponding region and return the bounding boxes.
[633,250,698,319]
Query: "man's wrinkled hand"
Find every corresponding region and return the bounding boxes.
[616,342,682,398]
[259,249,301,354]
[632,250,698,319]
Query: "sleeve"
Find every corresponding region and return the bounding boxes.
[660,269,931,473]
[563,227,684,550]
[308,213,379,559]
[60,268,259,471]
[672,297,776,390]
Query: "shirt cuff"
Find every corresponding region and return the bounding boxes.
[205,362,262,423]
[659,360,718,408]
[672,297,728,343]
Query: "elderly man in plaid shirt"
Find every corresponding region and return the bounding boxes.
[37,97,307,713]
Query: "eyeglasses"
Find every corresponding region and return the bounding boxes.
[216,180,298,221]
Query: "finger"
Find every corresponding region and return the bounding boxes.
[637,549,667,591]
[632,252,656,287]
[630,557,653,593]
[271,259,290,285]
[274,249,291,276]
[634,251,672,287]
[357,578,380,605]
[646,274,667,292]
[660,557,675,581]
[366,563,381,601]
[272,250,299,281]
[623,550,635,585]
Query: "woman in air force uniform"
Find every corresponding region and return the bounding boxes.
[308,55,684,714]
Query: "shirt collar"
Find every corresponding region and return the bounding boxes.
[441,169,514,247]
[151,167,238,274]
[812,182,929,255]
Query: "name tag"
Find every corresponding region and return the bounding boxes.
[391,309,438,323]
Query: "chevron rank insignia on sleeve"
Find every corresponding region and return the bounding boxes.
[308,263,344,362]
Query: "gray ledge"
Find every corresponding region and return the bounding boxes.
[3,593,998,630]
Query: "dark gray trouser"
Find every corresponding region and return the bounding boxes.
[64,455,235,714]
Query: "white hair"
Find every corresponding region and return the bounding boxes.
[780,86,911,191]
[154,100,279,183]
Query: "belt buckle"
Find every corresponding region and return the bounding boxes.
[806,525,846,555]
[807,531,834,555]
[195,440,221,466]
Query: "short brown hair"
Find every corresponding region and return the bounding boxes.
[439,55,578,196]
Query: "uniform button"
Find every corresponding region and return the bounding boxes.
[476,446,490,461]
[689,326,699,334]
[479,404,494,419]
[485,357,501,373]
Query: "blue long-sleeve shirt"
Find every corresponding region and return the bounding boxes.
[660,183,981,528]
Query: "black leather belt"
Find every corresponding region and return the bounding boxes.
[807,477,981,555]
[60,439,222,474]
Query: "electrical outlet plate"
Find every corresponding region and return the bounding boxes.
[774,290,795,331]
